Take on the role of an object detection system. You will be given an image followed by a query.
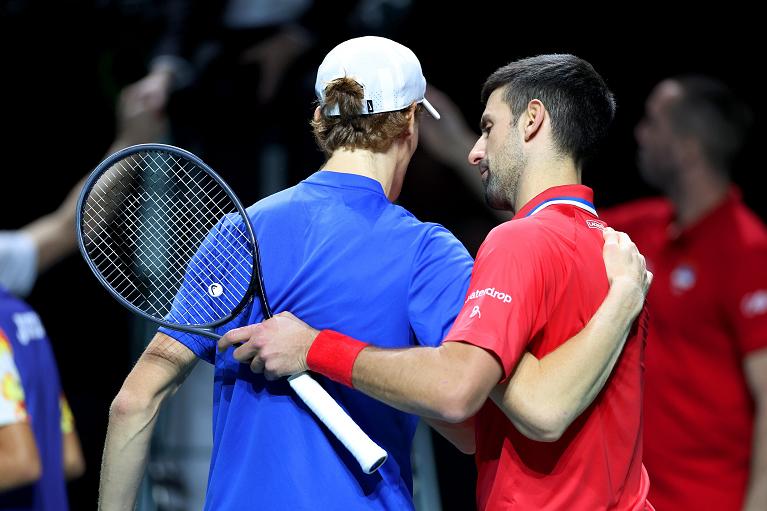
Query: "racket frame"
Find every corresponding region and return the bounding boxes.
[75,143,272,334]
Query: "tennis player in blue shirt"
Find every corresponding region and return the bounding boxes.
[99,37,648,510]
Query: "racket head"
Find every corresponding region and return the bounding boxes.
[76,143,270,332]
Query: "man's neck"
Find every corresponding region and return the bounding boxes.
[668,166,730,228]
[322,148,401,200]
[513,157,581,214]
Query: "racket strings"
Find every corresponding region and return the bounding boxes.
[86,153,248,321]
[81,149,255,325]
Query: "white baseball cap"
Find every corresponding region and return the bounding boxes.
[315,36,440,119]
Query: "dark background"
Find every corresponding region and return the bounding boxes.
[1,2,763,509]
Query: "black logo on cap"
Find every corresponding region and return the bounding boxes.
[367,100,374,113]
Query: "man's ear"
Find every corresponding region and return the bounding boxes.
[523,99,545,141]
[404,103,418,138]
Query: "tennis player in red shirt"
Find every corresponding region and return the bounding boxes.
[222,54,653,510]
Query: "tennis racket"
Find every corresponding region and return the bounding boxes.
[76,143,387,474]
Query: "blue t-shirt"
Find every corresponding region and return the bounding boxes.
[0,287,66,511]
[160,171,474,510]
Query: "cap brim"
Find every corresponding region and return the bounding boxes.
[422,98,441,120]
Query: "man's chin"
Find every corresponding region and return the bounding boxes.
[484,192,511,212]
[638,166,672,192]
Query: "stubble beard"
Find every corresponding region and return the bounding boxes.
[483,136,525,212]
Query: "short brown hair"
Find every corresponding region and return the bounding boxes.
[312,77,419,155]
[482,54,615,167]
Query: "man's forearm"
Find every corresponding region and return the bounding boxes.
[424,416,476,454]
[491,279,643,441]
[222,315,499,422]
[744,403,767,511]
[99,334,196,511]
[63,430,86,481]
[22,208,77,273]
[350,341,502,424]
[0,423,41,490]
[99,393,162,511]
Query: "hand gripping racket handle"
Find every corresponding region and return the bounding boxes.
[287,372,388,473]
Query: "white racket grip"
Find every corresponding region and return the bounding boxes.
[287,372,388,474]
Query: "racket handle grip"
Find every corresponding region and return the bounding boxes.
[287,372,388,474]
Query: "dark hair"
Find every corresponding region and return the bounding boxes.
[311,78,419,155]
[481,54,616,167]
[667,75,753,172]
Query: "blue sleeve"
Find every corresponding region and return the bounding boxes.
[159,214,255,363]
[159,304,253,364]
[408,225,474,347]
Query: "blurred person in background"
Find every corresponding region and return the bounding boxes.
[600,76,767,511]
[0,88,167,510]
[0,285,85,510]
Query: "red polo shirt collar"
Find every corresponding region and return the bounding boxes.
[513,184,597,220]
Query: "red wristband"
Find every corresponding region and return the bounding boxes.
[307,330,369,388]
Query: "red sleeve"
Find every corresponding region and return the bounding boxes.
[445,221,563,379]
[725,244,767,354]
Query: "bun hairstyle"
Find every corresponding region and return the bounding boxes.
[321,77,365,120]
[312,77,421,156]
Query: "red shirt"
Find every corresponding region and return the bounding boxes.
[447,185,650,510]
[602,189,767,511]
